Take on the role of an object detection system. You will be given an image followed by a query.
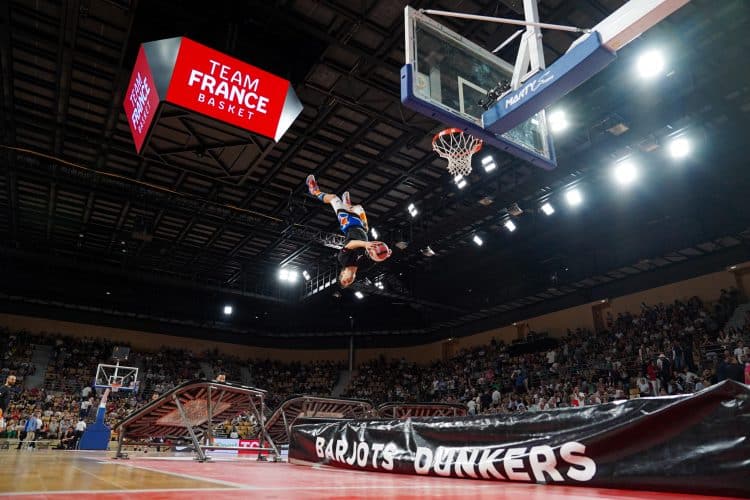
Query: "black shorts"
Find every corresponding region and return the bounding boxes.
[344,226,368,244]
[338,227,372,271]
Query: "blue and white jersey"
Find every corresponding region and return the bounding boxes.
[329,196,366,234]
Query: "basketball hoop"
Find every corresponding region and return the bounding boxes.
[110,383,121,393]
[432,128,483,177]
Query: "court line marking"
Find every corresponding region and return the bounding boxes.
[0,487,238,497]
[0,483,504,497]
[109,460,254,489]
[72,465,129,491]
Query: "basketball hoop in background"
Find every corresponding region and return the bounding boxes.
[432,128,483,177]
[110,383,121,393]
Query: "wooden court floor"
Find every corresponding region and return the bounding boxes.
[0,450,742,499]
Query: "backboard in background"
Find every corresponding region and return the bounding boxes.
[402,6,556,169]
[95,362,139,392]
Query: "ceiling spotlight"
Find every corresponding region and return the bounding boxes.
[407,203,418,218]
[302,270,311,281]
[613,159,639,186]
[636,49,665,79]
[375,281,385,290]
[371,227,379,239]
[223,305,233,316]
[481,155,497,173]
[548,110,569,133]
[78,233,84,238]
[565,188,583,206]
[541,202,555,215]
[472,235,483,246]
[504,220,517,232]
[105,291,111,296]
[454,174,467,189]
[354,291,364,300]
[278,268,298,283]
[668,137,691,159]
[421,246,436,257]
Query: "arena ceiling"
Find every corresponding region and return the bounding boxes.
[1,0,749,347]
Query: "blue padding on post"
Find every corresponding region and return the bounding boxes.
[483,32,616,135]
[79,424,111,450]
[400,65,557,170]
[78,406,111,450]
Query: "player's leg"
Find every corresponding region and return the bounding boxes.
[350,204,368,232]
[306,175,338,204]
[341,191,369,232]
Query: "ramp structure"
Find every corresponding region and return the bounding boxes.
[376,402,468,419]
[115,379,278,461]
[264,395,374,445]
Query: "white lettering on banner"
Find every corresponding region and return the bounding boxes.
[128,72,152,133]
[560,442,597,481]
[529,445,565,482]
[187,59,269,120]
[503,70,555,109]
[311,437,596,482]
[503,448,531,481]
[381,443,396,471]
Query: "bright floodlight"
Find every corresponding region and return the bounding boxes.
[454,174,467,189]
[472,235,483,246]
[548,110,569,133]
[223,305,233,316]
[668,137,691,159]
[375,281,384,290]
[371,227,378,239]
[613,160,638,186]
[481,155,497,172]
[566,188,583,206]
[408,203,418,217]
[541,202,555,215]
[637,49,665,79]
[354,291,364,300]
[278,268,298,283]
[504,220,517,232]
[302,270,311,281]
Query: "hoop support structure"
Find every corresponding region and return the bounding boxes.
[420,9,591,33]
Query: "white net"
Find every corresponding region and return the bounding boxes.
[432,128,483,176]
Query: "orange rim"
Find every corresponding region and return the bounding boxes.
[432,128,483,154]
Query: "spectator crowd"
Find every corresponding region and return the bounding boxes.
[1,287,748,450]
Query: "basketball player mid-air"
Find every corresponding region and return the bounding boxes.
[307,175,391,287]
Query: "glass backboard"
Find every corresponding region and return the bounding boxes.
[402,7,555,169]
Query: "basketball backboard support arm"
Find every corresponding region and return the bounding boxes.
[484,0,689,135]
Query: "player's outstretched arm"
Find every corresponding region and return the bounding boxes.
[343,239,374,250]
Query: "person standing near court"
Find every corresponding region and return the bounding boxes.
[0,375,16,419]
[17,410,41,450]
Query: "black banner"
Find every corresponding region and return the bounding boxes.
[289,380,750,497]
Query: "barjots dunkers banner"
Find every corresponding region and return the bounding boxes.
[289,380,750,498]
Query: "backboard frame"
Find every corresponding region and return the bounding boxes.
[95,362,139,392]
[401,6,557,170]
